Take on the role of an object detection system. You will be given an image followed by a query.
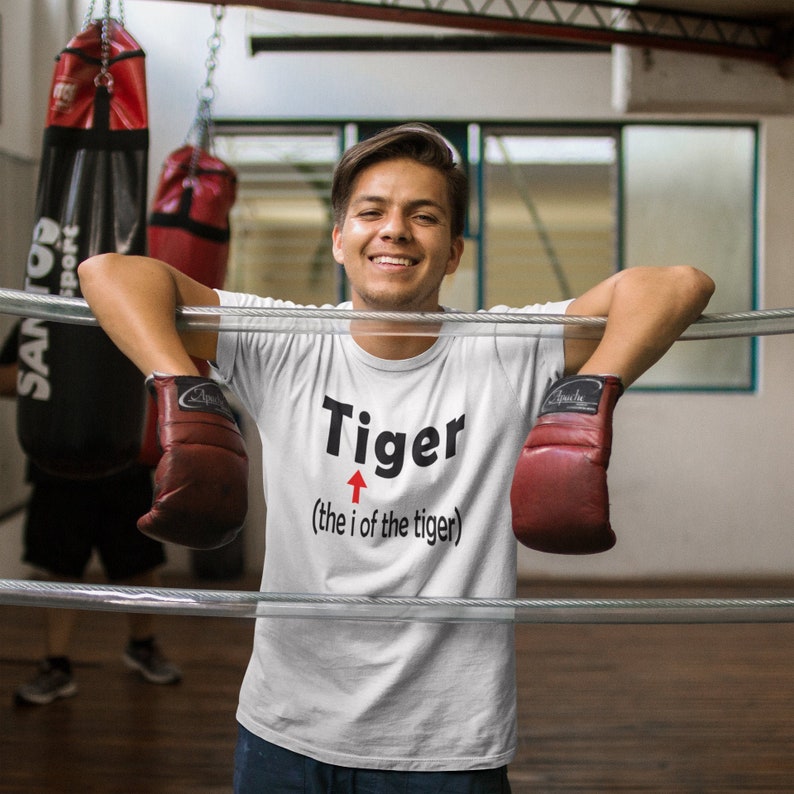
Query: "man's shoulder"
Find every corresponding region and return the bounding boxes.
[482,299,573,316]
[215,289,347,312]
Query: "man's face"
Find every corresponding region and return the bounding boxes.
[332,158,464,312]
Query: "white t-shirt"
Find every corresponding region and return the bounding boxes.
[213,291,571,772]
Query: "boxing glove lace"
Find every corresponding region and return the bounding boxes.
[510,374,623,555]
[138,373,249,549]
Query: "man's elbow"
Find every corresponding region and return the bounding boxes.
[78,253,116,286]
[671,265,716,317]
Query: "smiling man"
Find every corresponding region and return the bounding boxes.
[78,123,714,793]
[333,156,464,310]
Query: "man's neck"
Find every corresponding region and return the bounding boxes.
[351,325,441,360]
[348,304,444,360]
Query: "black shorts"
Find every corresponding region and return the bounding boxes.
[23,464,166,581]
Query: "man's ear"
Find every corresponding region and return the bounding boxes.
[331,225,344,265]
[445,236,465,276]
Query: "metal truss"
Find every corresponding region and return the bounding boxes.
[171,0,792,66]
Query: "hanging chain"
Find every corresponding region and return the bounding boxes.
[186,5,226,181]
[82,0,125,31]
[82,0,126,91]
[96,12,113,90]
[198,5,226,113]
[81,0,96,29]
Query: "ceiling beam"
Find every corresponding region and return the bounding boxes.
[161,0,792,66]
[250,34,608,53]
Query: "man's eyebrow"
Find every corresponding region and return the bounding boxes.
[350,195,448,214]
[349,194,386,206]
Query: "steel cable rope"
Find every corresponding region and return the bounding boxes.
[2,286,794,623]
[3,579,794,624]
[3,287,794,339]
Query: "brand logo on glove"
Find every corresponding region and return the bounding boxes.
[539,376,604,416]
[176,380,235,423]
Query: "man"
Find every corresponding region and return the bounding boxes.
[78,123,714,792]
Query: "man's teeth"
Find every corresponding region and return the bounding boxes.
[372,256,414,266]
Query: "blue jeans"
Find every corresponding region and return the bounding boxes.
[234,724,512,794]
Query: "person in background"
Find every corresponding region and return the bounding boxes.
[0,322,182,706]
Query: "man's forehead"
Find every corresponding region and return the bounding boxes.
[348,161,451,212]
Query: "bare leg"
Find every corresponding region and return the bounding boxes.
[41,573,80,658]
[119,568,182,684]
[121,568,159,641]
[44,607,79,657]
[14,574,80,705]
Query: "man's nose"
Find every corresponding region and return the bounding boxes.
[379,211,411,242]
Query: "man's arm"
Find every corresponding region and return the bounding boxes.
[77,253,220,376]
[0,323,20,396]
[0,362,17,397]
[511,264,715,555]
[78,253,248,551]
[563,265,715,387]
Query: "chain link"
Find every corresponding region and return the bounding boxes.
[198,5,226,106]
[83,0,126,91]
[185,5,226,181]
[82,0,126,31]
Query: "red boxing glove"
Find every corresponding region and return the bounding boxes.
[510,374,623,554]
[138,374,249,549]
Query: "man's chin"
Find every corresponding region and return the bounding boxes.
[352,288,442,314]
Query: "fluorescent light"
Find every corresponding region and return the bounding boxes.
[486,135,616,165]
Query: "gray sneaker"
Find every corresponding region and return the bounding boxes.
[15,661,78,705]
[123,642,182,685]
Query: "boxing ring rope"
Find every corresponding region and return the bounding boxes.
[4,580,794,624]
[4,286,794,339]
[2,286,794,624]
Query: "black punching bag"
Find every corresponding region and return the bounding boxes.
[17,18,148,478]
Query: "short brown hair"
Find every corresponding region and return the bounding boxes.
[331,123,469,239]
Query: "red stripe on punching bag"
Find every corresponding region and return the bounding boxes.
[48,20,147,131]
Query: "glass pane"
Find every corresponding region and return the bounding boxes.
[623,125,756,390]
[213,128,344,305]
[482,129,618,307]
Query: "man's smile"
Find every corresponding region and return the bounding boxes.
[370,255,417,267]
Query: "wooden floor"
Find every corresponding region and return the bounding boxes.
[2,576,794,793]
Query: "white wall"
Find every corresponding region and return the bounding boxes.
[1,0,793,581]
[0,0,71,579]
[0,0,71,160]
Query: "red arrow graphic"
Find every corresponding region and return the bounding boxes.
[347,470,367,504]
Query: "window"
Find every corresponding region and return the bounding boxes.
[213,126,344,305]
[481,126,618,306]
[622,124,756,390]
[213,120,757,390]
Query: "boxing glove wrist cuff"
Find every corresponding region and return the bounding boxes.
[537,374,623,418]
[146,373,235,424]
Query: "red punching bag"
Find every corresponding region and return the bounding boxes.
[148,144,237,290]
[147,0,236,294]
[138,141,237,467]
[140,2,237,469]
[17,16,148,478]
